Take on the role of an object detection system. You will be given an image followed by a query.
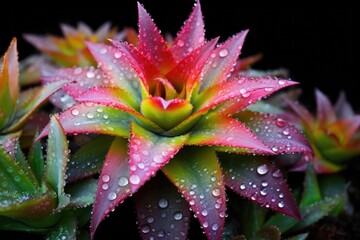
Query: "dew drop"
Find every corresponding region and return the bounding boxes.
[278,201,284,208]
[257,164,269,175]
[212,188,221,197]
[141,225,150,233]
[272,146,278,152]
[173,211,183,220]
[203,222,209,228]
[278,80,286,85]
[129,175,141,185]
[261,181,268,187]
[86,71,95,78]
[102,175,110,182]
[219,49,229,57]
[157,230,165,238]
[153,155,165,164]
[158,198,168,208]
[147,217,154,223]
[100,48,108,54]
[118,177,129,186]
[114,52,122,59]
[71,109,79,116]
[177,39,185,47]
[282,129,290,136]
[201,210,208,216]
[272,169,282,178]
[279,193,284,198]
[108,192,117,200]
[212,223,219,231]
[260,188,268,196]
[276,118,286,128]
[103,114,109,119]
[86,112,94,119]
[240,183,246,190]
[73,67,82,75]
[264,87,273,92]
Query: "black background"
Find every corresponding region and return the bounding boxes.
[1,1,356,111]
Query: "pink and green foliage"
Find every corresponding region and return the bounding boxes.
[0,38,69,152]
[285,89,360,173]
[0,116,97,239]
[38,1,312,239]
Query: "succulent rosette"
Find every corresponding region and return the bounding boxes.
[38,2,312,239]
[286,89,360,173]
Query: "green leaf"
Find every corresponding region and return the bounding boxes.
[46,211,77,240]
[299,164,321,208]
[0,38,19,130]
[45,116,70,208]
[0,146,37,194]
[67,135,113,182]
[14,142,39,187]
[4,80,70,133]
[292,195,343,231]
[241,202,267,238]
[162,147,226,240]
[28,133,45,184]
[67,178,97,208]
[0,191,57,220]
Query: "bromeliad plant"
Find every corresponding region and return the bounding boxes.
[37,1,312,239]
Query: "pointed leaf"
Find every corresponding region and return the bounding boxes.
[188,112,273,154]
[46,211,77,240]
[135,174,191,240]
[284,98,314,129]
[42,66,102,99]
[0,131,21,154]
[0,38,19,129]
[128,122,188,193]
[0,146,38,194]
[86,42,142,100]
[91,137,132,238]
[37,103,131,140]
[315,89,336,125]
[235,110,312,154]
[195,77,297,115]
[45,116,70,207]
[13,142,39,186]
[286,233,309,240]
[0,191,57,220]
[201,30,248,91]
[171,1,205,62]
[334,91,354,118]
[162,147,226,240]
[299,164,321,208]
[166,38,218,97]
[220,154,301,220]
[110,39,161,93]
[67,135,113,182]
[137,2,176,72]
[67,178,97,208]
[4,80,70,133]
[28,133,45,183]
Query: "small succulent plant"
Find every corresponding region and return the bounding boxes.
[284,89,360,173]
[0,38,68,152]
[37,2,312,239]
[0,115,97,239]
[24,21,124,68]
